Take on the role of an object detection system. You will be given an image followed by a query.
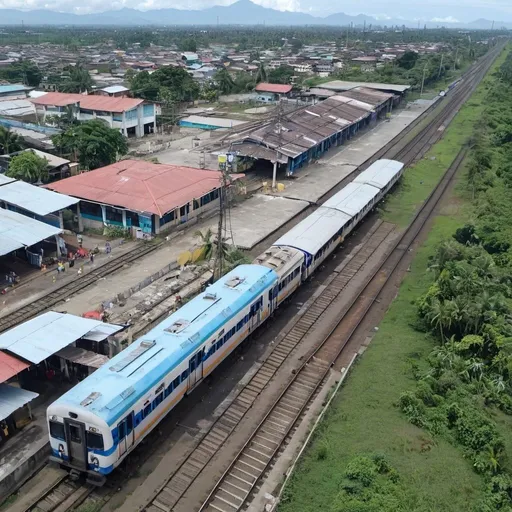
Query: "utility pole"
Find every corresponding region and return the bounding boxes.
[453,47,459,71]
[420,64,428,97]
[214,169,228,280]
[437,53,444,79]
[272,100,283,190]
[491,20,495,30]
[363,20,366,36]
[346,25,349,49]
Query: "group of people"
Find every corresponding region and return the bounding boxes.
[4,271,19,286]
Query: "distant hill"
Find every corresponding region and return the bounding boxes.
[0,0,510,28]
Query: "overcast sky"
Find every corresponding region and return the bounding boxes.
[0,0,511,22]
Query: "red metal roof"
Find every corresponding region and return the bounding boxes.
[0,351,30,384]
[255,83,293,94]
[45,160,244,217]
[31,92,144,112]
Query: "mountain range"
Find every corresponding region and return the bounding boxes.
[0,0,510,29]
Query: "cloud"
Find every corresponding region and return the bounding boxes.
[430,15,460,23]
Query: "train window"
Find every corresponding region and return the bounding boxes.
[69,425,82,443]
[181,370,188,381]
[86,431,104,450]
[156,393,164,406]
[216,340,222,350]
[173,376,181,388]
[118,421,126,440]
[237,320,243,331]
[144,404,151,417]
[49,421,65,440]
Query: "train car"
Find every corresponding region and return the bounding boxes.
[353,159,404,197]
[323,181,380,221]
[47,264,278,484]
[272,206,352,279]
[253,246,304,306]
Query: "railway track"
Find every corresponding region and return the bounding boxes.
[19,475,92,512]
[0,239,163,334]
[140,45,501,512]
[198,146,468,512]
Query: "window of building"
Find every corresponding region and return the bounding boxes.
[126,108,138,120]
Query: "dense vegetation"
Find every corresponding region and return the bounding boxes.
[399,49,512,510]
[278,46,512,512]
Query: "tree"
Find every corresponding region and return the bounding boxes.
[194,228,214,260]
[151,66,200,102]
[0,59,42,87]
[268,65,294,85]
[180,38,197,53]
[52,119,128,170]
[129,70,160,101]
[0,126,23,155]
[255,62,268,83]
[397,50,419,70]
[6,151,48,183]
[214,69,236,95]
[291,39,303,54]
[60,64,94,93]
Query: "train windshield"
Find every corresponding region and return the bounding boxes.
[86,431,104,450]
[49,420,65,440]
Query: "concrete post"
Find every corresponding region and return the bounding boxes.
[76,203,84,233]
[55,235,61,257]
[272,160,277,190]
[58,210,64,229]
[101,205,107,225]
[154,215,160,235]
[122,210,127,228]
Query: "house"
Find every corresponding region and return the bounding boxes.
[0,84,33,101]
[30,92,157,138]
[254,83,293,103]
[351,56,379,72]
[45,160,244,235]
[94,85,130,97]
[182,52,200,65]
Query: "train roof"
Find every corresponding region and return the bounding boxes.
[353,159,404,189]
[273,206,351,257]
[49,264,277,426]
[322,182,380,217]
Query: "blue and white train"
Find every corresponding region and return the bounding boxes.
[47,159,404,484]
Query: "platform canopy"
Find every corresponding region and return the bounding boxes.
[0,312,123,365]
[56,346,109,369]
[0,207,62,256]
[0,383,38,421]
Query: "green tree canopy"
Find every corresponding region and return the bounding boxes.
[6,151,48,183]
[0,60,42,87]
[52,119,128,170]
[268,65,295,85]
[0,126,24,155]
[180,38,197,53]
[59,64,94,93]
[397,50,420,70]
[214,68,236,95]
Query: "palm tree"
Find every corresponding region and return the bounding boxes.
[60,64,94,93]
[255,62,268,83]
[0,126,23,155]
[194,228,214,260]
[214,69,235,95]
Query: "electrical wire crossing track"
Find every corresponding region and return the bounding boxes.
[140,43,504,512]
[0,240,164,334]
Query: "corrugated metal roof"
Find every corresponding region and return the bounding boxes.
[100,85,129,94]
[0,311,122,364]
[255,83,293,94]
[273,206,351,256]
[323,182,380,217]
[0,85,31,94]
[82,323,124,342]
[25,149,70,168]
[354,159,404,189]
[56,346,109,369]
[0,179,78,216]
[180,115,246,129]
[0,208,62,257]
[0,174,15,185]
[31,92,144,112]
[321,80,410,93]
[0,352,30,384]
[45,160,244,217]
[0,384,38,421]
[0,99,36,116]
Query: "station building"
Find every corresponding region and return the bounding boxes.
[45,160,244,235]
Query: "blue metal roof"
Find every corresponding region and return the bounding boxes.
[0,312,122,364]
[0,84,31,94]
[0,384,38,421]
[51,264,278,426]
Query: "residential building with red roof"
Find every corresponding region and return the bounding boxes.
[254,82,293,103]
[30,92,157,139]
[45,160,244,235]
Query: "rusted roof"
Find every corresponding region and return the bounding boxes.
[0,351,30,384]
[340,87,393,108]
[31,92,144,112]
[255,83,293,94]
[45,160,244,216]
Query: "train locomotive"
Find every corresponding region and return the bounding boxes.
[47,159,404,484]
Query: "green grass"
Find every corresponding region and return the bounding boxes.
[278,48,510,512]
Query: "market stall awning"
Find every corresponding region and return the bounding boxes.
[0,311,123,364]
[56,346,109,369]
[0,351,30,384]
[0,384,38,421]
